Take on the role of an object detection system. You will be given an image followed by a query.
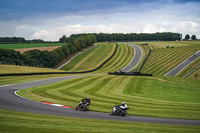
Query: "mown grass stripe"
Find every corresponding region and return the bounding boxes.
[141,48,198,75]
[19,74,200,119]
[62,43,115,72]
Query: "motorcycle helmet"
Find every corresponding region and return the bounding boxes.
[122,101,126,104]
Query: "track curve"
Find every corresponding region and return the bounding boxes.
[121,43,143,72]
[165,50,200,77]
[0,75,199,126]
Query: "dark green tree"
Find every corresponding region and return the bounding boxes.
[191,35,197,40]
[184,34,190,40]
[59,35,68,43]
[61,44,70,57]
[32,39,44,43]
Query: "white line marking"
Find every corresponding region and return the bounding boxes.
[174,56,200,77]
[0,84,14,88]
[14,90,37,102]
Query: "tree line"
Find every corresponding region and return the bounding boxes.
[0,37,54,44]
[0,37,26,43]
[69,32,182,42]
[0,35,96,68]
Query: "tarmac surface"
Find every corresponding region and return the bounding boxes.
[121,43,143,72]
[165,50,200,77]
[0,75,200,126]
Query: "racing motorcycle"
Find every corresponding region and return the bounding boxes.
[110,104,129,116]
[75,103,89,111]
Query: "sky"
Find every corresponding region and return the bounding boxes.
[0,0,200,41]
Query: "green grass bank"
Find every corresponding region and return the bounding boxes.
[0,109,199,133]
[18,74,200,120]
[134,41,200,76]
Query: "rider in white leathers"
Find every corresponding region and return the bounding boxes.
[120,101,128,109]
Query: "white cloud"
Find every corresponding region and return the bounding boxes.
[1,1,200,40]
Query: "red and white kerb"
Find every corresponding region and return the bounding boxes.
[42,102,72,108]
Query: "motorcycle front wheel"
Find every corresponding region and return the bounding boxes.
[110,111,114,115]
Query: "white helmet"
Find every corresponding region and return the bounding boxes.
[122,101,126,104]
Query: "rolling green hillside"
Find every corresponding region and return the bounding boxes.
[95,43,134,73]
[134,41,200,76]
[60,42,134,73]
[1,41,200,132]
[60,42,116,72]
[18,74,200,120]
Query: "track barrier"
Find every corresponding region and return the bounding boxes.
[108,72,152,76]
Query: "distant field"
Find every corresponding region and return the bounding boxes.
[15,46,60,53]
[18,74,200,120]
[134,41,200,76]
[0,43,65,49]
[139,41,200,49]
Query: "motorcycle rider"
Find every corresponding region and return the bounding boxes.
[111,101,129,116]
[78,97,90,107]
[114,101,128,114]
[120,101,128,109]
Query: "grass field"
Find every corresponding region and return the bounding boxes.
[60,42,116,72]
[1,41,200,132]
[61,42,135,73]
[0,65,65,74]
[1,109,199,133]
[0,43,65,49]
[188,69,200,80]
[18,74,200,120]
[134,41,200,76]
[95,43,134,73]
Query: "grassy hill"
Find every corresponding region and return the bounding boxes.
[95,43,134,73]
[1,41,200,132]
[60,42,116,72]
[60,42,135,73]
[134,41,200,76]
[18,74,200,120]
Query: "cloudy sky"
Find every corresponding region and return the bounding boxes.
[0,0,199,41]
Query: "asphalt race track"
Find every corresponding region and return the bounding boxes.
[0,75,200,126]
[165,50,200,77]
[121,43,143,72]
